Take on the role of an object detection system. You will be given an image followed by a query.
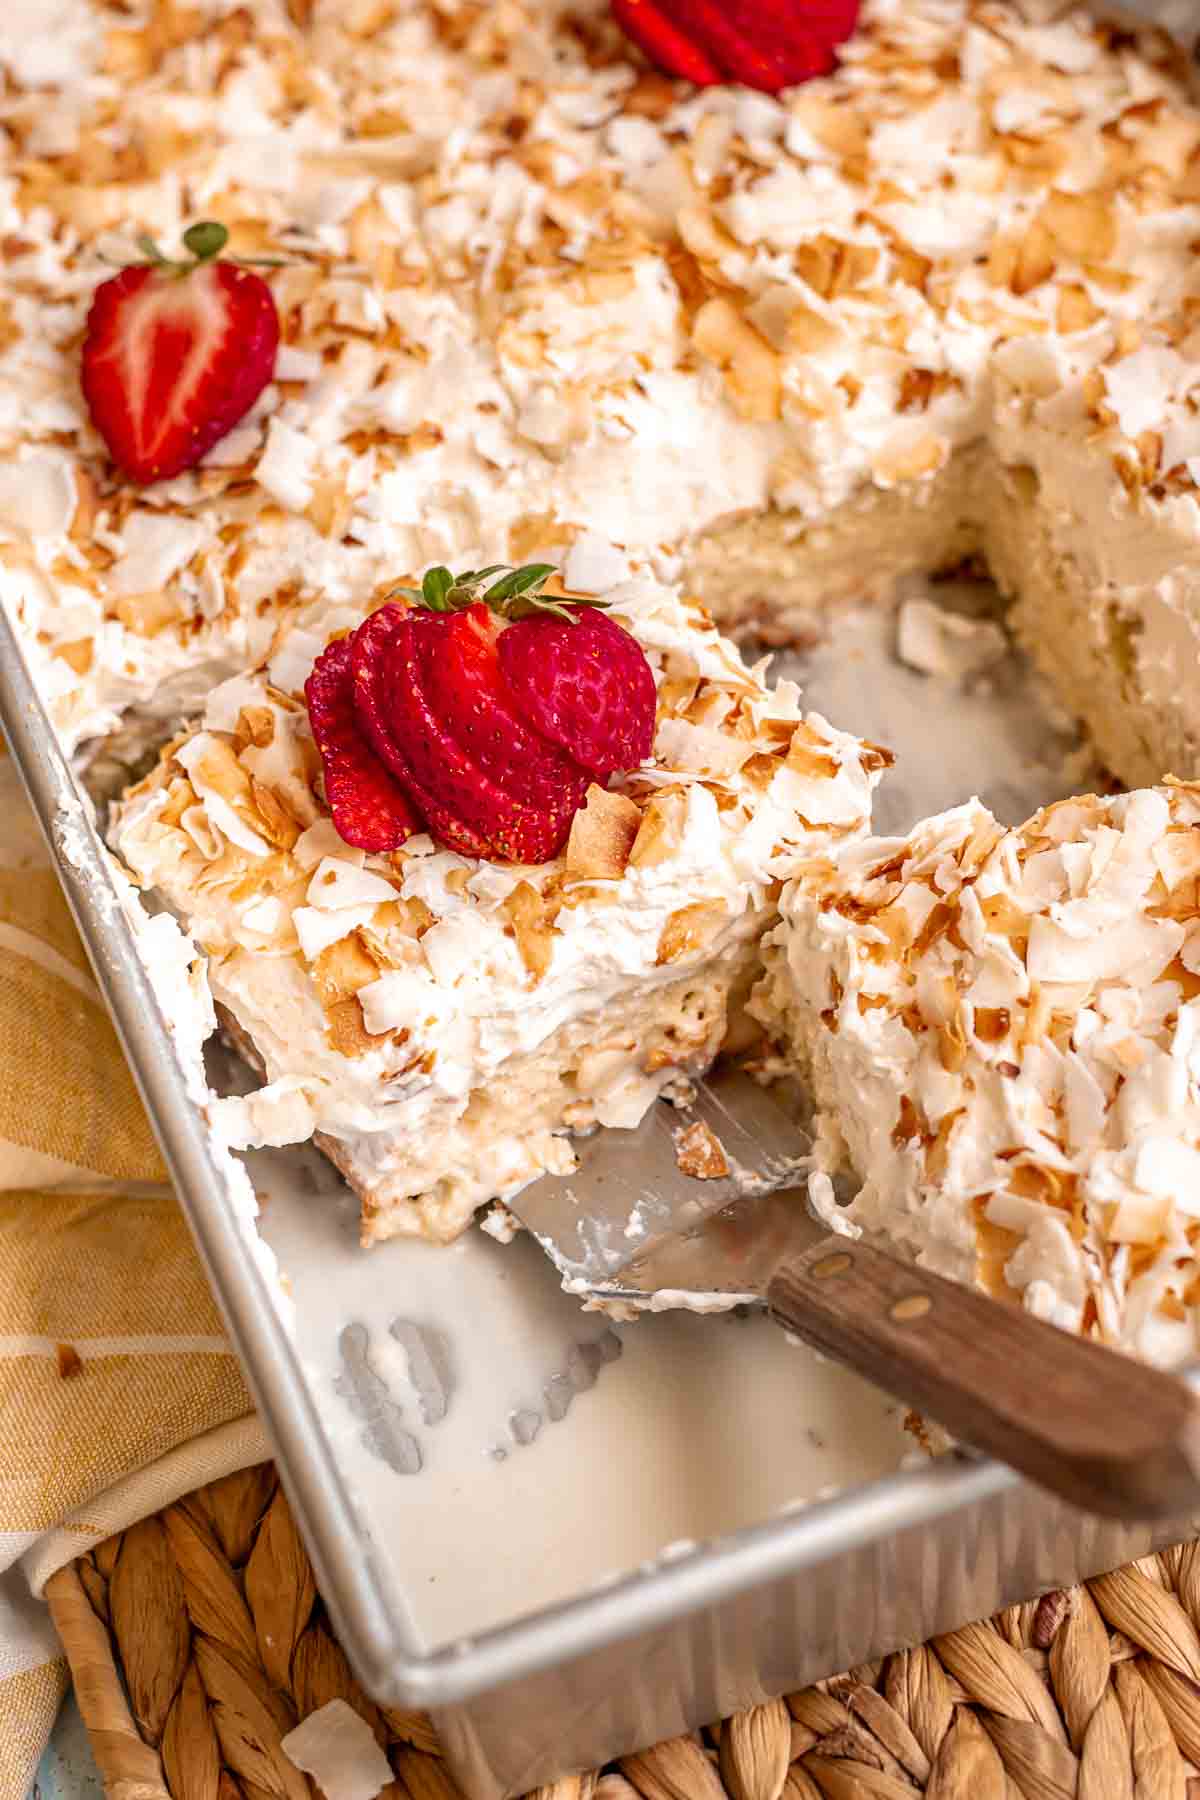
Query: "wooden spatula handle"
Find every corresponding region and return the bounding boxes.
[767,1235,1200,1520]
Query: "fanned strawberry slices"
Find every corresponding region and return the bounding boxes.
[305,566,658,862]
[611,0,859,94]
[81,221,279,484]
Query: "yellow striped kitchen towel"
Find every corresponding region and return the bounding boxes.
[0,752,266,1800]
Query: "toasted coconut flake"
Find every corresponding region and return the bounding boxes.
[190,739,251,804]
[324,995,378,1058]
[629,791,689,869]
[1153,828,1200,890]
[1039,188,1116,262]
[282,1699,393,1800]
[656,901,728,965]
[786,726,841,781]
[375,896,435,938]
[234,706,277,753]
[1056,283,1102,333]
[502,881,555,983]
[312,933,382,1004]
[677,203,741,269]
[1012,218,1057,296]
[786,305,843,354]
[57,639,94,676]
[692,298,782,423]
[566,786,641,881]
[115,590,188,637]
[873,426,948,485]
[250,780,303,851]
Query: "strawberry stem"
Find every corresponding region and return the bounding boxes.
[182,220,229,262]
[132,221,271,280]
[388,563,611,625]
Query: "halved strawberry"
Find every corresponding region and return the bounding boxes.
[81,221,279,484]
[611,0,859,93]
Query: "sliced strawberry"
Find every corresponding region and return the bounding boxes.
[388,609,590,864]
[497,607,657,779]
[81,224,279,484]
[304,635,421,853]
[611,0,722,83]
[418,605,596,812]
[351,606,496,860]
[656,0,793,88]
[611,0,859,93]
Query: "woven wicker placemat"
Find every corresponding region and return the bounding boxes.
[44,1462,1200,1800]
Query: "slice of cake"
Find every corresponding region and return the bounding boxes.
[753,784,1200,1366]
[110,566,883,1244]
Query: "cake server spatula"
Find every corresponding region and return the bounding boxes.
[506,1065,1200,1522]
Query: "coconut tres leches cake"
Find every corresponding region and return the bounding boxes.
[10,0,1200,1349]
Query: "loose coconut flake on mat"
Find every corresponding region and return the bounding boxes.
[282,1699,394,1800]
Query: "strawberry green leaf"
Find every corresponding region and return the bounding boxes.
[507,561,557,589]
[483,563,556,603]
[456,565,507,586]
[396,561,611,624]
[506,595,580,622]
[421,565,456,610]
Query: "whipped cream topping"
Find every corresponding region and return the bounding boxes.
[756,785,1200,1366]
[3,0,1200,766]
[109,573,881,1238]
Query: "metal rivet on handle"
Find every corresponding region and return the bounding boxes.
[810,1252,852,1280]
[890,1293,933,1323]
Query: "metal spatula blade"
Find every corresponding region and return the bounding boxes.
[507,1066,1200,1522]
[508,1067,820,1302]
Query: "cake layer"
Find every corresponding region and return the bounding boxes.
[110,573,882,1241]
[5,0,1200,794]
[753,786,1200,1366]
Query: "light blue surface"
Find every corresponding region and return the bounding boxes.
[33,1696,102,1800]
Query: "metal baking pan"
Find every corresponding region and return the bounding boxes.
[3,583,1198,1800]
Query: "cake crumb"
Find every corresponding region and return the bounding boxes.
[903,1409,935,1457]
[896,600,1008,682]
[480,1203,521,1244]
[56,1343,83,1380]
[674,1119,731,1179]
